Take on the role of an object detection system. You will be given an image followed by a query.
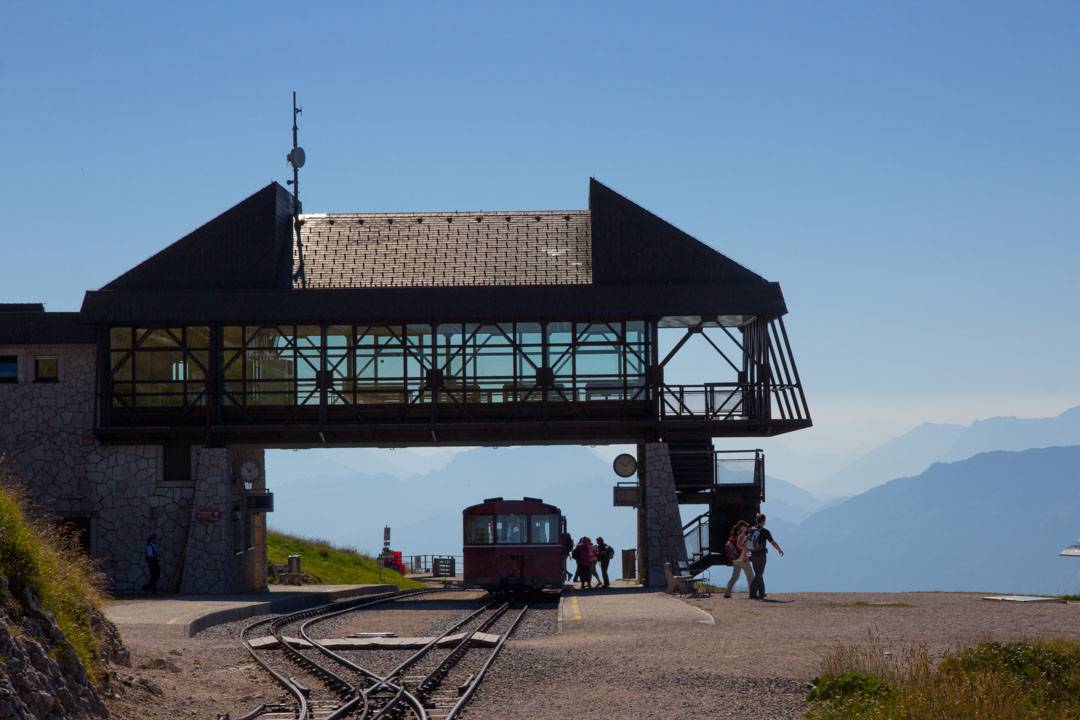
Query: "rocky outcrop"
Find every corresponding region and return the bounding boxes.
[0,575,118,720]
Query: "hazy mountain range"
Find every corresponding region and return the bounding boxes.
[824,405,1080,496]
[764,446,1080,595]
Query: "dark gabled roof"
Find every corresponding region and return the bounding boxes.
[589,179,766,286]
[0,303,45,313]
[0,312,94,345]
[105,183,294,291]
[299,210,591,288]
[81,179,788,323]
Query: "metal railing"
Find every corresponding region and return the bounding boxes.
[714,449,766,499]
[658,382,808,422]
[683,512,709,562]
[406,554,464,575]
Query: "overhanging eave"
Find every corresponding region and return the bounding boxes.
[79,281,787,324]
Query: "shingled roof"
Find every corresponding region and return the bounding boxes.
[80,179,789,324]
[298,210,591,288]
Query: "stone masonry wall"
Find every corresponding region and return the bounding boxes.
[0,343,264,594]
[642,442,688,587]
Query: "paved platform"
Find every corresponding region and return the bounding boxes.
[104,583,397,637]
[557,580,714,630]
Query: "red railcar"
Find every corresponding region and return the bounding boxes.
[462,497,566,591]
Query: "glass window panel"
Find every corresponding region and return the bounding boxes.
[223,381,244,403]
[297,325,322,349]
[547,322,573,344]
[575,347,621,376]
[111,353,133,381]
[530,515,559,544]
[0,356,17,382]
[185,326,211,349]
[223,326,243,348]
[186,383,207,404]
[495,514,528,544]
[465,516,494,544]
[139,328,182,349]
[134,350,185,381]
[223,350,244,379]
[187,351,209,379]
[474,350,514,379]
[110,327,132,349]
[578,323,619,342]
[248,350,294,381]
[516,323,542,345]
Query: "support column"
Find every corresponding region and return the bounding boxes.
[181,447,239,594]
[638,442,688,587]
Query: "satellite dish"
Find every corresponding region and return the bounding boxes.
[287,146,306,169]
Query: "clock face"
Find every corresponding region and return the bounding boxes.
[240,460,262,483]
[613,453,638,478]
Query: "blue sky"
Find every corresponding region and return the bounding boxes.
[3,2,1078,483]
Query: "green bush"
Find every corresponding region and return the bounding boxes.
[0,480,108,681]
[805,639,1080,720]
[267,530,426,590]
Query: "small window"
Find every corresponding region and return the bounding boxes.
[162,444,192,483]
[0,356,16,383]
[530,514,559,544]
[34,357,59,383]
[465,515,494,544]
[495,514,528,544]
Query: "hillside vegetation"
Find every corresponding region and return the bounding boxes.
[267,530,426,589]
[807,638,1080,720]
[0,482,110,680]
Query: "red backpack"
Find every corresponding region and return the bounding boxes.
[724,537,738,560]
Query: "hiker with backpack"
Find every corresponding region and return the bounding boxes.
[723,520,754,598]
[746,513,783,600]
[571,536,597,590]
[595,536,614,588]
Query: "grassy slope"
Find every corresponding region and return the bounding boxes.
[0,484,107,680]
[267,530,426,590]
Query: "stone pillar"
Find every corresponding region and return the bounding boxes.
[180,448,235,594]
[639,442,687,587]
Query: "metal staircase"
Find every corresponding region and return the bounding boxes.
[678,445,766,574]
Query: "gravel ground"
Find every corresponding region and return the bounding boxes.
[107,590,1080,720]
[461,591,1080,720]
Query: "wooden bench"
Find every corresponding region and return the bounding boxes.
[663,562,695,594]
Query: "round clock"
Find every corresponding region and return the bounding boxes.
[612,453,638,478]
[240,460,262,483]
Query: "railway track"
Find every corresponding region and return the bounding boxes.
[220,590,532,720]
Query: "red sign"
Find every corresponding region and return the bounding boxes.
[194,506,221,523]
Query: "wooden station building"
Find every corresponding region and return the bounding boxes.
[0,179,810,592]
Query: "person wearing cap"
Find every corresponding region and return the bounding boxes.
[594,536,614,588]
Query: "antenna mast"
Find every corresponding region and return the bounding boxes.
[287,91,307,288]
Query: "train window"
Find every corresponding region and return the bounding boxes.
[465,516,494,544]
[530,515,559,544]
[495,514,528,543]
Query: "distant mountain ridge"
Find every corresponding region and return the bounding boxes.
[824,405,1080,496]
[766,445,1080,595]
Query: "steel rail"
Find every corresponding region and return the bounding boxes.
[370,600,515,720]
[443,601,530,720]
[302,597,504,720]
[233,589,423,720]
